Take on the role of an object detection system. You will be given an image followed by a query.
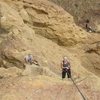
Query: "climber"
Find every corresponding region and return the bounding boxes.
[85,19,94,32]
[24,54,33,65]
[24,54,39,65]
[61,56,71,79]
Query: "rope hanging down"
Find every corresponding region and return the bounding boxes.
[71,78,86,100]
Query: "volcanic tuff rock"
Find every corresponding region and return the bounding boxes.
[0,0,100,100]
[49,0,100,32]
[1,0,90,46]
[0,0,89,69]
[49,0,100,76]
[0,0,100,73]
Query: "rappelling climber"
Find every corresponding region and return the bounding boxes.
[61,57,86,100]
[24,54,39,65]
[61,56,71,79]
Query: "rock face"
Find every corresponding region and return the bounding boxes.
[0,0,89,69]
[0,75,100,100]
[0,76,84,100]
[49,0,100,77]
[80,41,100,76]
[1,0,89,46]
[0,0,100,100]
[49,0,100,32]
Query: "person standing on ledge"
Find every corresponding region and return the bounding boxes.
[61,56,71,80]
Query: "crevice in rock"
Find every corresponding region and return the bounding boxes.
[23,4,48,15]
[0,28,9,34]
[33,22,49,28]
[91,41,100,44]
[85,49,100,55]
[0,54,25,69]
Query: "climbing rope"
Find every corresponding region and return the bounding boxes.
[71,77,86,100]
[55,77,86,100]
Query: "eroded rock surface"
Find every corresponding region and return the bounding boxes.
[0,0,100,100]
[49,0,100,32]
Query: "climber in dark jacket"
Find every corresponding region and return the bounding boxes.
[85,19,94,32]
[61,56,71,79]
